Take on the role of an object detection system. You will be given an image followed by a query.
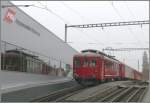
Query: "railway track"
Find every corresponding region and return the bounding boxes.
[31,81,148,102]
[63,81,148,102]
[31,85,84,102]
[111,86,148,102]
[96,82,148,102]
[98,86,129,102]
[55,83,115,102]
[126,87,148,102]
[54,88,85,102]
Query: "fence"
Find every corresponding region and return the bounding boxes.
[1,41,72,76]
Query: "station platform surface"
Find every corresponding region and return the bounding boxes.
[143,85,150,103]
[1,70,73,93]
[1,70,75,102]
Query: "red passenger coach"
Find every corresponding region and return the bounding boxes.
[133,70,142,80]
[119,63,125,80]
[73,49,142,86]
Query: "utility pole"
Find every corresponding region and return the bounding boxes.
[65,24,67,43]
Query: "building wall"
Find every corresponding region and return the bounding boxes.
[1,1,78,66]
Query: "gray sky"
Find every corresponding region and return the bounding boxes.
[11,1,149,71]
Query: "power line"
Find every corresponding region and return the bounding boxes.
[124,1,148,44]
[61,2,119,46]
[35,1,105,45]
[34,1,70,24]
[62,1,149,50]
[60,1,85,23]
[110,2,144,48]
[61,2,107,46]
[69,28,105,46]
[124,1,135,19]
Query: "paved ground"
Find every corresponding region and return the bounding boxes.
[1,70,72,93]
[66,81,132,101]
[1,70,76,102]
[143,84,150,103]
[2,80,77,102]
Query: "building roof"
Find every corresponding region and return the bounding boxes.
[6,49,38,58]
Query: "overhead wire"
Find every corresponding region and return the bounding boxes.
[60,1,85,23]
[35,1,104,49]
[124,1,149,46]
[38,1,105,47]
[60,1,146,50]
[31,1,146,53]
[60,1,110,49]
[124,2,149,70]
[111,1,148,69]
[111,1,144,48]
[60,1,107,47]
[35,1,70,24]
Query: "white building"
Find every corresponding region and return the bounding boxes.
[1,1,78,68]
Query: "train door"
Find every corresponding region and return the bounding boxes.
[119,64,125,80]
[100,58,104,81]
[88,57,97,77]
[95,57,103,80]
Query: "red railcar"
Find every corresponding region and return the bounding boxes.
[119,63,125,80]
[133,70,142,80]
[73,49,142,85]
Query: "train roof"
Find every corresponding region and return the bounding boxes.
[74,49,119,62]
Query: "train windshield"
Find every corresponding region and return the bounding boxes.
[74,59,81,68]
[74,58,97,68]
[83,60,96,67]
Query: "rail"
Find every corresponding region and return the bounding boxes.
[30,81,148,102]
[30,85,84,102]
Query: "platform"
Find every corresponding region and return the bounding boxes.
[1,70,76,102]
[143,84,150,103]
[1,70,73,93]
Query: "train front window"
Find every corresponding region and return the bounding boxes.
[83,59,96,67]
[83,60,89,67]
[90,60,96,67]
[74,59,81,68]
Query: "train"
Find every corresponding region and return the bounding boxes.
[73,49,142,85]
